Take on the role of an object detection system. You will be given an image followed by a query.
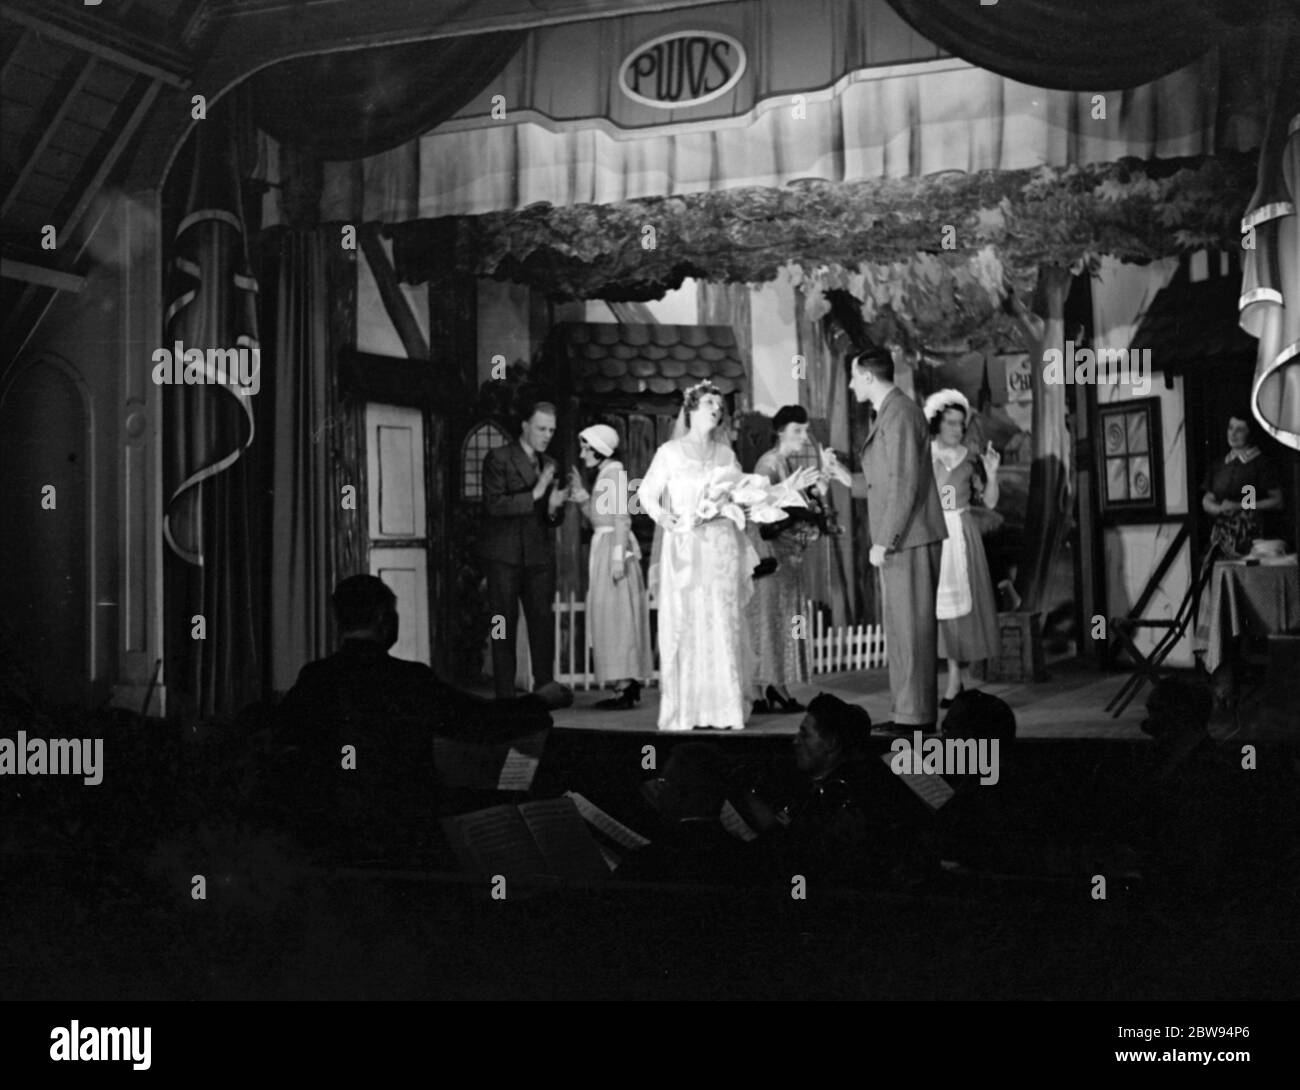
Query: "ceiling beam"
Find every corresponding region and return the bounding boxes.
[1,197,112,367]
[0,282,44,359]
[0,58,98,219]
[59,77,162,243]
[0,0,191,88]
[0,255,86,293]
[0,24,27,78]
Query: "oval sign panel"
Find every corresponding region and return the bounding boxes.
[619,30,747,109]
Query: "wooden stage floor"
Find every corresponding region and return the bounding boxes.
[548,657,1155,739]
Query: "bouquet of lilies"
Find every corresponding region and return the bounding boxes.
[687,465,808,531]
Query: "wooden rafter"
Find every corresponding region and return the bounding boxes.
[57,76,161,244]
[0,58,99,219]
[2,197,112,366]
[0,0,190,88]
[0,24,27,78]
[1,118,123,366]
[0,255,85,293]
[0,281,44,356]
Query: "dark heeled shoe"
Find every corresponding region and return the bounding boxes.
[595,680,641,710]
[939,684,965,710]
[765,685,804,713]
[751,699,771,716]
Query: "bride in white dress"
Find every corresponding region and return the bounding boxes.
[638,383,759,731]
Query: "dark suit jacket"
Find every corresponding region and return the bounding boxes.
[278,639,552,744]
[480,441,565,567]
[274,639,552,858]
[861,387,946,552]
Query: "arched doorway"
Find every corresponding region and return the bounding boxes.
[0,358,90,707]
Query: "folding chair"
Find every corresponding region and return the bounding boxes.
[1105,544,1219,718]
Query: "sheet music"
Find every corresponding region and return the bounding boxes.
[596,842,622,872]
[880,753,956,810]
[564,791,651,849]
[498,747,541,791]
[440,806,548,879]
[519,798,611,880]
[719,799,759,841]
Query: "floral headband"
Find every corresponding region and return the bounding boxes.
[683,380,724,411]
[922,388,970,424]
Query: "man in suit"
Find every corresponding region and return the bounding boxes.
[276,574,552,860]
[849,349,947,733]
[481,401,571,699]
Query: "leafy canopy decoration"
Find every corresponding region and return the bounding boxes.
[399,154,1254,347]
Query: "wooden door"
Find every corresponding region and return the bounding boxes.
[364,402,430,665]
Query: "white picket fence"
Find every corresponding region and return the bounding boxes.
[807,602,889,675]
[528,593,887,690]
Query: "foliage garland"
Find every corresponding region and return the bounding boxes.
[415,154,1255,349]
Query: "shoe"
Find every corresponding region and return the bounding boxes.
[751,699,771,716]
[595,680,641,710]
[939,684,965,711]
[766,685,804,713]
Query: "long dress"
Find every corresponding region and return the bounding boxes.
[932,444,1000,663]
[746,448,810,689]
[638,438,758,731]
[583,459,653,685]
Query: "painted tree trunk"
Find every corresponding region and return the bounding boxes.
[1014,265,1075,614]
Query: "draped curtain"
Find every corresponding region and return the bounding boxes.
[698,281,753,406]
[162,102,264,722]
[251,33,527,162]
[303,50,1242,223]
[882,0,1246,91]
[262,230,363,695]
[1240,7,1300,451]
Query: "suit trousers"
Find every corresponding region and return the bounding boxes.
[879,541,942,725]
[486,560,556,698]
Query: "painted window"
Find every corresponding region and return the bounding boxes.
[461,420,511,500]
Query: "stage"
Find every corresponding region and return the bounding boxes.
[547,658,1151,739]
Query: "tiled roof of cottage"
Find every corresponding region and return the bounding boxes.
[1129,269,1255,370]
[557,322,747,395]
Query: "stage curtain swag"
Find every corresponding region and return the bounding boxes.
[1239,5,1300,451]
[251,32,527,162]
[162,101,264,722]
[883,0,1254,91]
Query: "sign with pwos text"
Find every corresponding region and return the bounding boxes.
[619,30,746,109]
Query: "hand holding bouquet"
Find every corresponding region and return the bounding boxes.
[687,465,807,531]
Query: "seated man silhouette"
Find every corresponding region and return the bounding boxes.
[934,690,1050,876]
[276,575,551,861]
[1137,675,1238,902]
[745,693,929,887]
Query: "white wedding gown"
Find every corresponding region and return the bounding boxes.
[638,439,758,731]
